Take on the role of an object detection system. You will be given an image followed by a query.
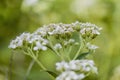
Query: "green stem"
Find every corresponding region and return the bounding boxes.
[48,46,64,60]
[47,37,61,57]
[24,59,35,80]
[27,48,47,70]
[73,35,83,60]
[51,47,61,57]
[67,46,72,60]
[33,57,47,70]
[60,47,66,61]
[47,36,66,61]
[48,73,56,80]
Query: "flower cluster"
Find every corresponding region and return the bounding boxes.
[9,21,101,51]
[80,22,102,40]
[86,42,98,50]
[9,32,31,49]
[8,21,101,80]
[9,32,48,51]
[56,71,85,80]
[56,60,97,80]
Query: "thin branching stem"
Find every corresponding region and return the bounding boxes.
[8,51,14,80]
[24,59,35,80]
[73,35,83,60]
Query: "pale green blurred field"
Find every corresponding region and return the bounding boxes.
[0,0,120,80]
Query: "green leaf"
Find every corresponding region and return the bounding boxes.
[46,70,58,78]
[76,52,90,59]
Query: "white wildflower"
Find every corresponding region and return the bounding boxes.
[34,27,48,37]
[56,71,85,80]
[8,32,31,49]
[9,37,23,49]
[56,60,97,74]
[80,28,86,35]
[64,39,75,46]
[86,42,99,50]
[27,34,42,43]
[79,22,102,39]
[69,39,75,43]
[56,61,69,71]
[42,39,48,45]
[48,24,64,35]
[79,60,97,73]
[47,23,74,35]
[17,32,31,42]
[92,29,100,35]
[9,21,101,58]
[80,22,97,28]
[54,43,62,50]
[56,60,97,80]
[33,41,47,51]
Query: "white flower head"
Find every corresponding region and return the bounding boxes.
[33,41,47,51]
[79,22,102,39]
[92,29,100,35]
[56,60,98,74]
[8,37,23,49]
[8,32,31,49]
[56,61,69,71]
[34,25,50,37]
[69,39,75,43]
[64,39,75,46]
[19,32,31,41]
[54,43,62,50]
[56,71,85,80]
[47,23,74,36]
[86,42,99,50]
[80,28,86,35]
[27,34,42,43]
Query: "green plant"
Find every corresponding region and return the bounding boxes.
[8,21,101,80]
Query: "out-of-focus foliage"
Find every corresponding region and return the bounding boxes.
[110,65,120,80]
[0,0,120,80]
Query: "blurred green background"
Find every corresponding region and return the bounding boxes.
[0,0,120,80]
